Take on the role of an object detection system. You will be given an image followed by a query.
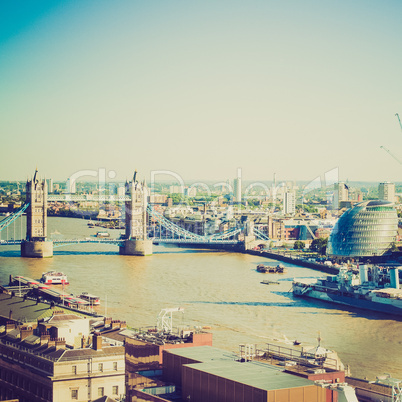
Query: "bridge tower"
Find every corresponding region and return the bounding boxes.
[242,216,256,251]
[119,171,153,256]
[21,169,53,258]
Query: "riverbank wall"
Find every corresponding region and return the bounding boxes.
[244,249,339,274]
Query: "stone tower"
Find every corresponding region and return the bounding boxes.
[21,169,53,257]
[119,171,152,256]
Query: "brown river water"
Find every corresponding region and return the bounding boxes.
[0,217,401,379]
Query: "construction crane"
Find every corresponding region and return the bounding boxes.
[380,146,402,165]
[396,113,402,132]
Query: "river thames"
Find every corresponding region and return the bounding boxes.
[1,217,401,380]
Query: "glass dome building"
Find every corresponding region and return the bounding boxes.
[327,200,398,257]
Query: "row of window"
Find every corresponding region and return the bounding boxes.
[72,361,118,374]
[71,385,119,400]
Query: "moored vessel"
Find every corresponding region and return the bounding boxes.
[78,292,100,305]
[40,271,69,285]
[292,265,402,316]
[257,264,286,273]
[96,231,110,237]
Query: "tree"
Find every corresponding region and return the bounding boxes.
[309,238,328,255]
[293,240,305,250]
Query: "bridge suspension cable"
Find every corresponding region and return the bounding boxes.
[147,205,242,242]
[253,227,270,241]
[0,203,29,232]
[147,205,208,241]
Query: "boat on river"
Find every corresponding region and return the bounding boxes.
[292,265,402,316]
[257,264,286,274]
[40,271,69,285]
[78,292,100,305]
[96,231,110,237]
[260,280,280,285]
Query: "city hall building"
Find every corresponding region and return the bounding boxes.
[327,200,398,258]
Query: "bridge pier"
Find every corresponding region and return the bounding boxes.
[21,240,53,258]
[119,239,153,256]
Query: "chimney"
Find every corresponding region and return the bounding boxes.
[6,321,15,334]
[40,334,50,346]
[111,320,120,330]
[55,338,66,349]
[93,332,103,351]
[48,338,56,348]
[120,321,127,329]
[104,317,112,326]
[20,326,34,341]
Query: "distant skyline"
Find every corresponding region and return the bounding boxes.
[1,0,402,182]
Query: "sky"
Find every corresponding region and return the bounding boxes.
[1,0,402,185]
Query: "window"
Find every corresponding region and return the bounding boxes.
[113,362,118,371]
[98,363,103,372]
[98,387,104,397]
[71,389,78,400]
[112,386,118,395]
[72,365,77,375]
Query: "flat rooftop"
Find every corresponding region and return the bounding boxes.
[166,346,315,391]
[185,360,315,391]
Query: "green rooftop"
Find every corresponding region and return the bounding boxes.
[166,346,315,391]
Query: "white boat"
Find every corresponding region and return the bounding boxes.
[40,271,69,285]
[79,292,100,305]
[96,231,110,237]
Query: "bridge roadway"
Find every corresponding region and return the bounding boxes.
[0,238,241,248]
[48,194,130,202]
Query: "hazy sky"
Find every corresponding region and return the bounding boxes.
[1,0,402,184]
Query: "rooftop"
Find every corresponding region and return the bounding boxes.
[185,360,315,391]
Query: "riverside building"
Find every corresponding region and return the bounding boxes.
[327,200,398,258]
[378,182,395,203]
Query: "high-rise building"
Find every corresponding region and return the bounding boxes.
[233,169,242,203]
[333,182,349,209]
[169,185,184,194]
[65,178,76,194]
[378,182,395,203]
[283,191,296,215]
[46,178,53,193]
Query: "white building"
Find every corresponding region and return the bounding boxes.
[378,182,395,203]
[169,185,184,194]
[283,191,296,215]
[333,182,349,209]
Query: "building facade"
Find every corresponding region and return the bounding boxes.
[25,169,48,242]
[0,312,125,402]
[333,182,349,210]
[378,182,395,203]
[283,191,296,215]
[124,172,148,240]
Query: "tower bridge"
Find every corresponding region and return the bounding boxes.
[0,170,268,258]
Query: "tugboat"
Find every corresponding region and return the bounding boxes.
[40,271,69,285]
